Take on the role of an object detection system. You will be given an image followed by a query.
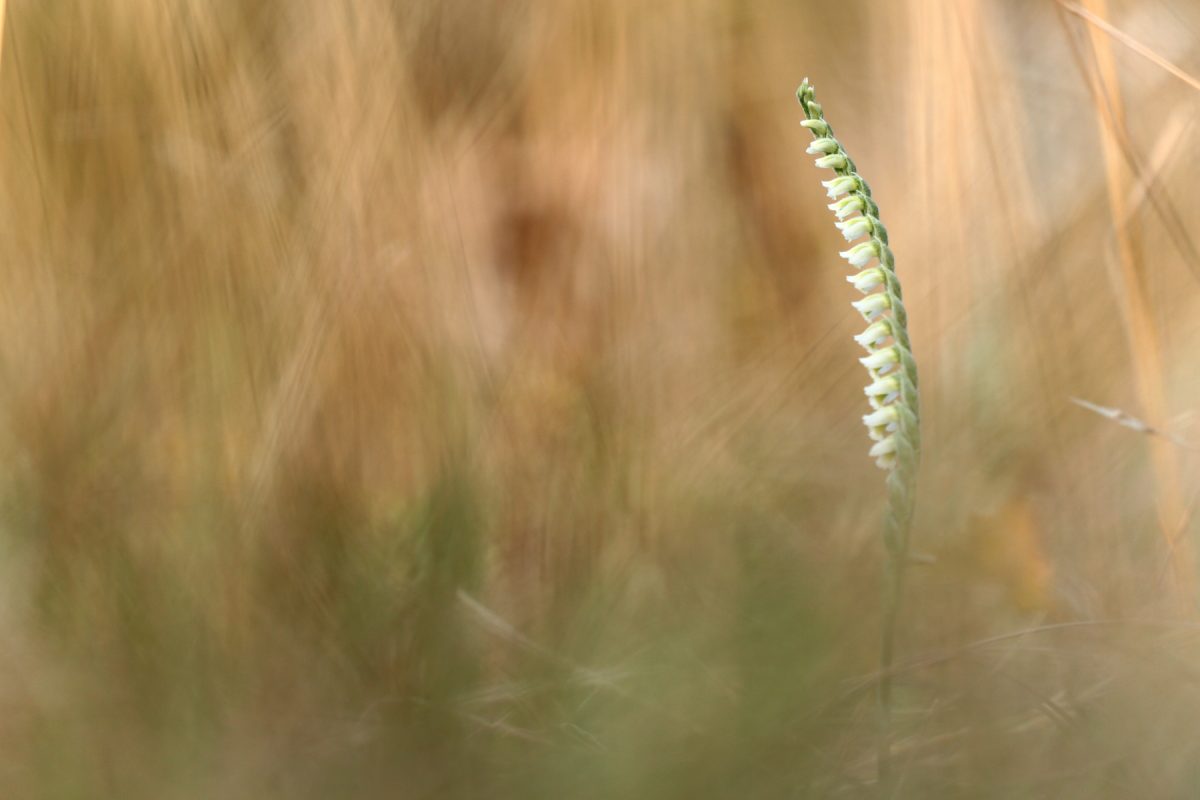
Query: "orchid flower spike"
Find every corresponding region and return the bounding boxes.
[797,78,922,784]
[796,78,920,475]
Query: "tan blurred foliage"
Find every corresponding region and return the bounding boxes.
[0,0,1198,796]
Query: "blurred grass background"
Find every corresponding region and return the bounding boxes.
[1,0,1200,796]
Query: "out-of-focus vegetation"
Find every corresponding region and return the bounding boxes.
[1,0,1199,796]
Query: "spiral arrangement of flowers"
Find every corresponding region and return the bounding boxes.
[796,79,920,475]
[796,79,922,783]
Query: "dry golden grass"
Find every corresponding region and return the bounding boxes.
[0,0,1199,796]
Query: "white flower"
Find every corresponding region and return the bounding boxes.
[871,444,899,469]
[836,217,873,242]
[822,176,859,199]
[814,153,848,170]
[863,405,898,428]
[874,450,898,470]
[868,435,897,470]
[864,375,900,400]
[854,320,892,349]
[851,293,890,320]
[869,436,897,457]
[839,241,878,268]
[806,138,840,155]
[847,268,885,294]
[860,346,899,372]
[828,195,864,219]
[800,119,829,135]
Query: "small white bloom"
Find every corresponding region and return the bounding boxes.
[860,346,900,372]
[869,436,897,460]
[814,153,848,170]
[806,138,839,155]
[828,195,864,219]
[839,241,878,268]
[864,375,900,399]
[851,293,890,320]
[822,176,859,199]
[800,119,829,135]
[836,216,873,242]
[874,450,898,470]
[863,405,898,428]
[869,436,896,457]
[847,268,885,294]
[854,320,891,350]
